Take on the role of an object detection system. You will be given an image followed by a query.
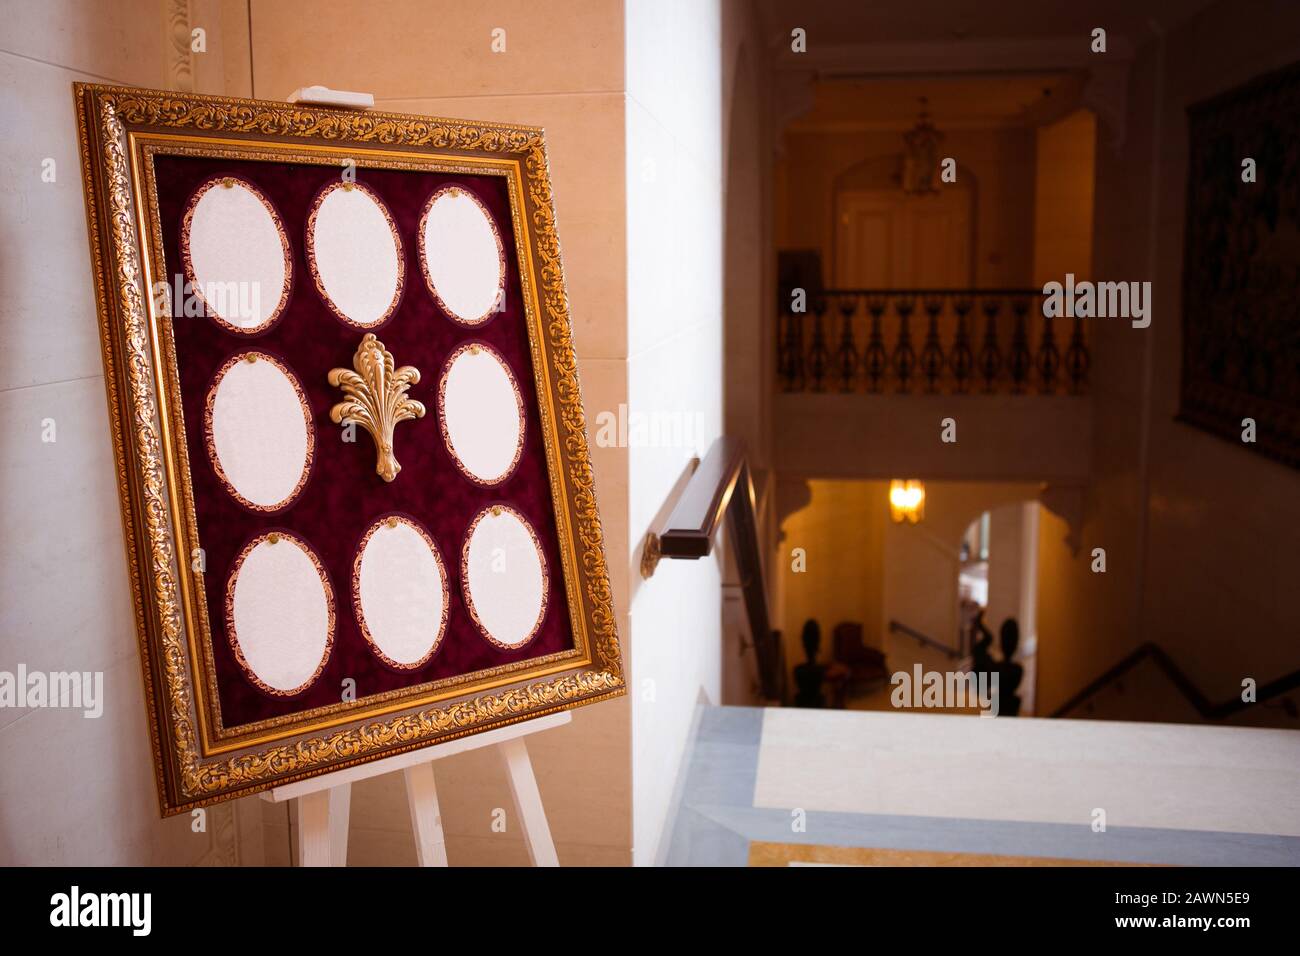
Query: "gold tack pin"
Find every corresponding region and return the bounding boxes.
[386,516,399,529]
[491,505,503,517]
[221,177,235,189]
[267,532,280,544]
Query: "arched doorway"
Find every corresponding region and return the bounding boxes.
[958,501,1040,714]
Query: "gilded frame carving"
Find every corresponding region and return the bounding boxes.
[73,83,624,815]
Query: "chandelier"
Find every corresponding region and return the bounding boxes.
[901,97,943,196]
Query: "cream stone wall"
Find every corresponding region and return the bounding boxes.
[0,0,258,865]
[1140,0,1300,702]
[779,480,888,677]
[1036,0,1300,716]
[775,393,1091,482]
[1032,52,1157,715]
[624,0,769,866]
[1032,109,1095,286]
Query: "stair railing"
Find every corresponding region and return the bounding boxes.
[887,619,964,659]
[1051,642,1300,720]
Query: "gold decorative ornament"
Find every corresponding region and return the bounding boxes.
[640,531,661,579]
[328,333,426,482]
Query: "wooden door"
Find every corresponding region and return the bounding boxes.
[836,188,972,289]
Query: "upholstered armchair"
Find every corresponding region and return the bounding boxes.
[833,622,889,685]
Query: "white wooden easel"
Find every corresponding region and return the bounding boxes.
[261,710,569,866]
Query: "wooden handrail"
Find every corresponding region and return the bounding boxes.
[812,287,1045,296]
[658,438,746,559]
[646,437,783,702]
[1052,641,1300,720]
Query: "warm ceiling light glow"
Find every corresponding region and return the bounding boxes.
[889,479,926,524]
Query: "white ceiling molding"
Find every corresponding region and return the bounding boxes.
[773,36,1137,75]
[773,36,1133,147]
[787,117,1048,134]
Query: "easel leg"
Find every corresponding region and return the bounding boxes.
[296,784,350,867]
[404,762,449,866]
[499,737,559,866]
[296,789,331,867]
[328,783,351,866]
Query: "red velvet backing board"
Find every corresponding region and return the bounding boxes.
[152,154,575,730]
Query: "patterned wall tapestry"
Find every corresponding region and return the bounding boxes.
[1179,59,1300,470]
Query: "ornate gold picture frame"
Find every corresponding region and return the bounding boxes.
[74,83,624,815]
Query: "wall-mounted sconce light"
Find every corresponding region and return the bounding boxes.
[889,479,926,524]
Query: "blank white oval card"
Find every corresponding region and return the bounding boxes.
[206,354,313,511]
[420,188,504,325]
[229,534,333,695]
[308,183,402,327]
[463,506,547,649]
[439,343,524,484]
[184,178,289,331]
[355,517,448,669]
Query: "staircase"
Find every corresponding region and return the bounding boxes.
[1052,642,1300,728]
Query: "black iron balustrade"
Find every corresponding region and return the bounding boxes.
[777,289,1090,395]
